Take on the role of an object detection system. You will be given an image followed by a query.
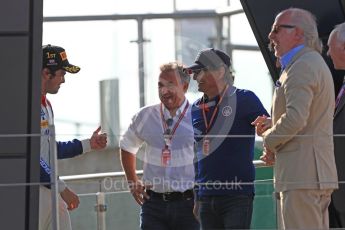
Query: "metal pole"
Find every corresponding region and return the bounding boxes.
[138,17,145,107]
[49,124,60,230]
[131,17,150,107]
[95,192,107,230]
[227,0,232,60]
[216,16,223,49]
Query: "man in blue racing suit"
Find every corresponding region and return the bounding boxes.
[40,44,107,230]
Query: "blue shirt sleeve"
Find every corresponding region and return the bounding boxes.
[244,91,269,122]
[56,139,83,159]
[40,164,51,189]
[40,139,83,188]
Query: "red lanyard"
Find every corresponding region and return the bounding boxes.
[41,95,54,123]
[160,101,189,142]
[41,95,47,107]
[202,85,229,134]
[41,95,52,108]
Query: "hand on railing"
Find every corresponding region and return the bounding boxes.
[251,115,272,136]
[60,187,80,210]
[128,180,152,206]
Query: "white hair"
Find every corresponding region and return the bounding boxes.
[282,8,323,53]
[332,22,345,44]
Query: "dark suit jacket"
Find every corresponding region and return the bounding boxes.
[333,82,345,212]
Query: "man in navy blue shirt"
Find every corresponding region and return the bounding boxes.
[184,48,268,229]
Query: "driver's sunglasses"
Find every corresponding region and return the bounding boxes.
[271,24,296,34]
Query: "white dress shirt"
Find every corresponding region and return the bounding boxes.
[120,99,195,193]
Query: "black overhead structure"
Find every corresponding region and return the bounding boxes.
[240,0,345,93]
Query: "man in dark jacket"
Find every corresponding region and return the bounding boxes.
[327,22,345,228]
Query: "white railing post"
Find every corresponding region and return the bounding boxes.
[49,124,60,230]
[95,192,107,230]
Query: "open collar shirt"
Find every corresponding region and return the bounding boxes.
[120,99,195,193]
[280,44,305,70]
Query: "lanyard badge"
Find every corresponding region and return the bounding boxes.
[163,118,173,147]
[162,119,172,167]
[201,85,229,156]
[203,139,210,156]
[160,101,189,167]
[161,147,171,167]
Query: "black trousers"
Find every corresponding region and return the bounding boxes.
[329,198,345,228]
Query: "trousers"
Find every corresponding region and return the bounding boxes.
[39,186,72,230]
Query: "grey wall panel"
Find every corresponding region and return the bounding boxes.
[0,37,29,155]
[28,0,43,228]
[240,0,345,82]
[0,159,26,229]
[0,0,29,32]
[0,0,42,228]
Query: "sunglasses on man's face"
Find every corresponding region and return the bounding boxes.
[183,67,208,76]
[271,24,296,34]
[193,68,208,75]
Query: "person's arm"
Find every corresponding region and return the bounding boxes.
[260,146,275,166]
[247,91,271,136]
[56,126,107,159]
[120,149,149,206]
[88,126,107,150]
[56,139,83,159]
[192,141,200,221]
[120,109,151,205]
[120,149,139,183]
[60,187,80,211]
[40,161,52,188]
[252,115,272,137]
[263,61,315,152]
[245,90,270,122]
[193,200,200,222]
[40,160,79,210]
[244,91,272,136]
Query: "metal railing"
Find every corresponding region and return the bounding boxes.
[60,160,272,230]
[60,160,268,182]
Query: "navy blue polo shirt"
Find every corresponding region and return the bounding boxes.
[192,86,269,197]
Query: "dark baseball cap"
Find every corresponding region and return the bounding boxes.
[42,44,80,74]
[185,48,231,72]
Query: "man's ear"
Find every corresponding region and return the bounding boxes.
[219,66,225,76]
[42,68,52,80]
[217,66,226,81]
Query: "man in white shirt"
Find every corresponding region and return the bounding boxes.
[120,62,199,229]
